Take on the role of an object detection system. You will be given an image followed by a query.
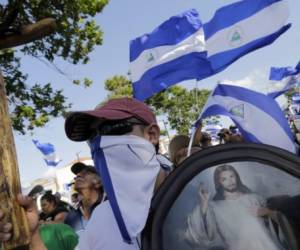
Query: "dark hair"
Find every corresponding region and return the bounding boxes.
[218,130,231,139]
[41,191,58,206]
[213,164,251,201]
[71,193,79,199]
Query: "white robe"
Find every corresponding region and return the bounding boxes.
[185,194,282,250]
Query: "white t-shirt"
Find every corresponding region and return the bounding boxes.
[76,201,141,250]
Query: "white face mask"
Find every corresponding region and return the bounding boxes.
[89,135,161,243]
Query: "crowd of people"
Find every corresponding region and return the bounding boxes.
[168,124,245,168]
[0,97,299,250]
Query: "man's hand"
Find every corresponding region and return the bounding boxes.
[0,210,12,242]
[249,207,276,219]
[17,194,39,234]
[0,194,39,242]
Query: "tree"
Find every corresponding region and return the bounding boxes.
[0,0,109,134]
[104,75,211,134]
[285,87,300,102]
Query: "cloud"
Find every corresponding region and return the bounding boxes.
[221,76,255,89]
[220,69,289,108]
[220,69,270,93]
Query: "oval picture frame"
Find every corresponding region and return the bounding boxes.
[142,143,300,250]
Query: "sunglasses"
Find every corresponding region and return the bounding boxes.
[89,118,147,140]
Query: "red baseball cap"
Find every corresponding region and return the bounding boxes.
[65,97,157,141]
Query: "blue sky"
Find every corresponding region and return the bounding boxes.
[14,0,300,184]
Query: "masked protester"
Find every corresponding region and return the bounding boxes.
[64,97,163,249]
[0,98,164,250]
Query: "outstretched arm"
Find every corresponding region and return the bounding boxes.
[251,207,277,221]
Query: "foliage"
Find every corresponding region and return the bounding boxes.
[159,130,168,136]
[0,0,109,134]
[104,75,211,134]
[285,87,300,102]
[105,75,132,98]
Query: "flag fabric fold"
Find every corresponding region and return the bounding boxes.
[32,139,61,166]
[269,67,298,81]
[194,84,296,153]
[130,0,290,100]
[268,60,300,98]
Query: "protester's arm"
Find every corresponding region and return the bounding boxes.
[0,194,47,250]
[154,168,168,192]
[53,212,68,223]
[193,124,203,146]
[30,231,47,250]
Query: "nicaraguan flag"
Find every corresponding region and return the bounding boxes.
[131,0,290,101]
[268,61,300,98]
[32,139,61,166]
[194,84,296,153]
[204,0,291,73]
[130,9,212,101]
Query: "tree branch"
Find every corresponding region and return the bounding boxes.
[0,18,57,49]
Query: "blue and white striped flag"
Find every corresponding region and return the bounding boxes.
[292,94,300,104]
[130,9,211,101]
[32,139,61,166]
[204,0,290,73]
[130,0,290,101]
[194,84,296,153]
[268,60,300,99]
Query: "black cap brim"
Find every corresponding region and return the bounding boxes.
[71,162,97,175]
[65,113,97,142]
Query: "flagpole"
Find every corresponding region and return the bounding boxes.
[187,127,197,157]
[195,80,199,113]
[188,81,217,156]
[76,151,81,161]
[162,120,170,141]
